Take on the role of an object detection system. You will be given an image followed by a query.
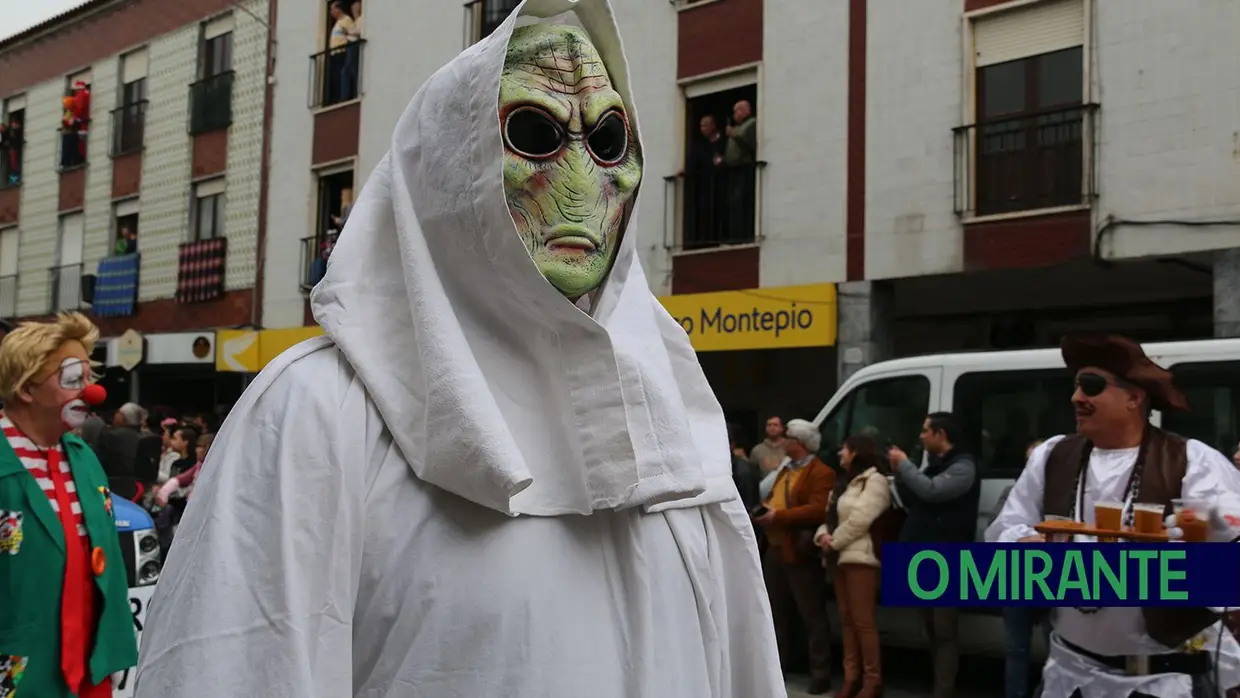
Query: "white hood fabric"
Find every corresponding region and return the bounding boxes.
[134,2,785,697]
[310,0,732,517]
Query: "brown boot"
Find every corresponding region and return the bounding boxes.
[832,681,860,698]
[854,683,883,698]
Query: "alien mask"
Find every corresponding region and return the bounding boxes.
[500,24,643,300]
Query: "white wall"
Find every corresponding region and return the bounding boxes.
[759,0,850,287]
[1093,0,1240,260]
[14,81,61,316]
[83,56,118,273]
[222,0,269,294]
[864,0,963,280]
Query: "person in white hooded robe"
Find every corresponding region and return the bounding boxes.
[132,2,786,697]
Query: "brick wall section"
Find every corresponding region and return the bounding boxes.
[0,188,17,225]
[677,0,763,79]
[111,152,141,198]
[671,246,760,294]
[15,81,62,315]
[962,210,1090,271]
[191,130,228,178]
[0,0,239,98]
[57,168,85,211]
[311,103,360,166]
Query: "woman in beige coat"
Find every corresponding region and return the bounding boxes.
[814,435,892,698]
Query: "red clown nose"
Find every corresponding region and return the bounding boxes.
[81,384,106,406]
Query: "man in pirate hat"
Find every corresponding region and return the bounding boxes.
[987,333,1240,698]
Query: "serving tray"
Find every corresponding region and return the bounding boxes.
[1034,519,1169,542]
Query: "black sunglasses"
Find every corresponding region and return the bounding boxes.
[1076,371,1133,398]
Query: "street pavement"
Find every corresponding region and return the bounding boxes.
[783,645,1009,698]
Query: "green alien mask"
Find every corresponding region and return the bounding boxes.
[500,24,643,300]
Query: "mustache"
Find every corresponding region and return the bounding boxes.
[1073,402,1095,416]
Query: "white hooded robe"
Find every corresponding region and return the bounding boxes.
[133,1,786,696]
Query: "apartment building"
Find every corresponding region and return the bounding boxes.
[0,0,273,410]
[252,0,1240,447]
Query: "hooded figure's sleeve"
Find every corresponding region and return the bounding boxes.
[135,344,366,698]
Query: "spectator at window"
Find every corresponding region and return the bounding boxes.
[0,114,22,185]
[115,224,137,255]
[722,100,757,243]
[327,1,358,104]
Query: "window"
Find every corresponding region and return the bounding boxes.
[951,369,1077,478]
[52,213,84,311]
[311,1,365,108]
[192,179,226,240]
[0,96,25,187]
[678,83,760,250]
[303,169,353,290]
[464,0,519,46]
[190,18,234,135]
[0,227,17,317]
[114,199,139,255]
[817,376,932,468]
[113,49,149,155]
[972,46,1086,215]
[1162,361,1240,458]
[58,77,92,170]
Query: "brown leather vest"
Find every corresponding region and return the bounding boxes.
[1043,428,1218,650]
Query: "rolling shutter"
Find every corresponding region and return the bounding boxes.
[204,14,234,40]
[974,0,1084,67]
[121,48,149,84]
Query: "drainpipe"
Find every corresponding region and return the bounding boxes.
[250,0,278,332]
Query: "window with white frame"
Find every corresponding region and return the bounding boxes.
[192,178,226,241]
[53,213,84,311]
[1,95,25,187]
[114,198,139,255]
[114,48,149,155]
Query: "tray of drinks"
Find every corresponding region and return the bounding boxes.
[1033,498,1213,543]
[1034,519,1169,542]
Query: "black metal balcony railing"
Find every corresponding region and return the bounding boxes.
[0,136,21,189]
[110,100,148,156]
[188,71,235,135]
[664,162,767,251]
[56,121,91,171]
[300,234,336,292]
[0,274,16,318]
[953,103,1099,218]
[463,0,520,46]
[308,40,366,109]
[49,263,83,312]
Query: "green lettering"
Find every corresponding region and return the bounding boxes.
[1023,550,1054,601]
[1057,550,1089,601]
[1159,550,1188,601]
[1008,546,1020,601]
[961,550,1004,600]
[1128,550,1158,600]
[1091,549,1126,598]
[908,551,949,600]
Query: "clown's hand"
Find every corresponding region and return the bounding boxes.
[1164,514,1184,541]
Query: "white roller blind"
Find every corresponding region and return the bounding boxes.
[0,229,18,276]
[203,14,234,40]
[58,214,84,266]
[67,68,92,87]
[121,48,149,84]
[195,178,226,198]
[4,94,24,113]
[683,67,758,99]
[974,0,1084,67]
[115,199,140,218]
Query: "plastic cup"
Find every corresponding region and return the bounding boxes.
[1094,500,1124,542]
[1132,503,1167,536]
[1172,498,1212,542]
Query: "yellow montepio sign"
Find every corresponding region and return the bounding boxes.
[657,283,837,352]
[216,326,326,372]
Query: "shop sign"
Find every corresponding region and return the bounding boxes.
[657,283,837,352]
[116,329,144,371]
[216,327,326,373]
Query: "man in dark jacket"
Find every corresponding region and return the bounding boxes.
[94,402,144,500]
[728,422,761,511]
[887,411,978,698]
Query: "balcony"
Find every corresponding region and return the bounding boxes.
[110,100,148,156]
[0,134,21,189]
[55,122,91,171]
[0,274,16,317]
[176,237,227,303]
[664,162,766,251]
[300,235,333,292]
[463,0,520,46]
[49,263,83,311]
[954,103,1099,219]
[188,71,234,135]
[309,40,366,109]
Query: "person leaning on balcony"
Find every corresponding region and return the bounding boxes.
[815,434,891,698]
[751,418,836,695]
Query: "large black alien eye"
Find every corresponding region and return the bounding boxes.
[587,110,629,165]
[504,107,565,159]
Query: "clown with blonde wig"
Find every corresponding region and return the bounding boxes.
[0,312,137,698]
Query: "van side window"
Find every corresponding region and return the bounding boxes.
[952,369,1076,478]
[817,376,931,467]
[1163,360,1240,456]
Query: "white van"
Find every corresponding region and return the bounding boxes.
[811,337,1240,657]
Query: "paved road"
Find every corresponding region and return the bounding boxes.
[783,645,1011,698]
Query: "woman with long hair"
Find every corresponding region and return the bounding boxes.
[814,434,892,698]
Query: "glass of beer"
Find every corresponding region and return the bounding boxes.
[1094,500,1124,542]
[1172,498,1213,542]
[1132,503,1167,536]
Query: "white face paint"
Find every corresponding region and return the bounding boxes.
[56,358,91,429]
[60,399,88,430]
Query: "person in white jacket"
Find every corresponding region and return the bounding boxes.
[815,435,892,698]
[133,3,784,697]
